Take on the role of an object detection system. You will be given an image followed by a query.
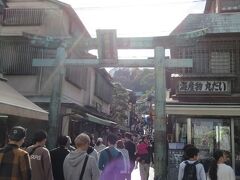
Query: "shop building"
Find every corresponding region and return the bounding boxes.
[166,0,240,178]
[0,0,116,145]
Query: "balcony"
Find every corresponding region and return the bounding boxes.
[0,8,44,26]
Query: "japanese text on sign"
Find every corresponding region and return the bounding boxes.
[177,81,229,94]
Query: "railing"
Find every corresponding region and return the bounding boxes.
[0,8,44,26]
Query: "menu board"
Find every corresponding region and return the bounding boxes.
[168,143,184,180]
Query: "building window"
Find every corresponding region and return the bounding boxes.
[96,103,102,112]
[95,72,112,104]
[66,67,88,90]
[1,8,44,26]
[220,0,240,12]
[0,39,54,75]
[210,51,231,74]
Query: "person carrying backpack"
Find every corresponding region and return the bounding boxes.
[98,133,124,180]
[178,146,206,180]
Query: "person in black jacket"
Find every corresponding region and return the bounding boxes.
[124,132,136,180]
[50,136,70,180]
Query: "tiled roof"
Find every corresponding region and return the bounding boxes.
[171,13,240,35]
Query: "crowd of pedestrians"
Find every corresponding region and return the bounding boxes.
[0,126,154,180]
[1,125,237,180]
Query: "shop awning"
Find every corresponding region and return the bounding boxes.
[0,80,48,120]
[86,113,117,126]
[166,104,240,116]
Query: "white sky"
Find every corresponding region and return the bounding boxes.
[60,0,206,37]
[59,0,206,59]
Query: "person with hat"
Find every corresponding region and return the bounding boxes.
[0,126,31,180]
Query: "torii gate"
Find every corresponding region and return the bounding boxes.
[25,29,206,180]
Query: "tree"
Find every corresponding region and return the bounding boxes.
[112,68,155,93]
[110,82,130,126]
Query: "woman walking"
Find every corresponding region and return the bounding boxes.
[208,150,235,180]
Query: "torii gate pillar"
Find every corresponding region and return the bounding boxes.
[154,47,167,180]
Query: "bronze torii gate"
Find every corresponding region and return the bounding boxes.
[25,29,206,179]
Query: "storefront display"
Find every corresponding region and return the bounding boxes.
[192,118,231,159]
[167,116,237,176]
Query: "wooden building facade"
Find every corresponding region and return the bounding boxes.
[166,0,240,178]
[0,0,115,145]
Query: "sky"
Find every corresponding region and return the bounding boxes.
[60,0,206,37]
[59,0,206,59]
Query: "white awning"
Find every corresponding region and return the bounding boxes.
[0,80,48,120]
[86,113,117,126]
[166,104,240,116]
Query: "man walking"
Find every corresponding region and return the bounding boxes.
[27,130,53,180]
[178,146,206,180]
[0,126,31,180]
[50,136,70,180]
[98,133,124,180]
[63,133,100,180]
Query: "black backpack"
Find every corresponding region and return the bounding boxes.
[182,161,199,180]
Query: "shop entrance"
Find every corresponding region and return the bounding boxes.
[167,116,234,180]
[191,118,231,160]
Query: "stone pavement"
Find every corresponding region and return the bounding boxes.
[131,165,154,180]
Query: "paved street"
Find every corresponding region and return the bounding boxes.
[131,165,154,180]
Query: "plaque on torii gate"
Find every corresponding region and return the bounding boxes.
[25,29,206,180]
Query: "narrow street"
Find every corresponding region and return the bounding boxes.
[131,166,154,180]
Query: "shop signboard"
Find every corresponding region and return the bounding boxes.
[177,80,231,94]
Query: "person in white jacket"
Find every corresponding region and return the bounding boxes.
[63,133,100,180]
[208,150,235,180]
[116,140,131,180]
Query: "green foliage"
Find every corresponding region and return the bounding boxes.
[112,68,155,92]
[135,89,154,115]
[110,82,130,126]
[112,68,155,119]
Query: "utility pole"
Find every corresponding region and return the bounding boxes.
[28,29,204,179]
